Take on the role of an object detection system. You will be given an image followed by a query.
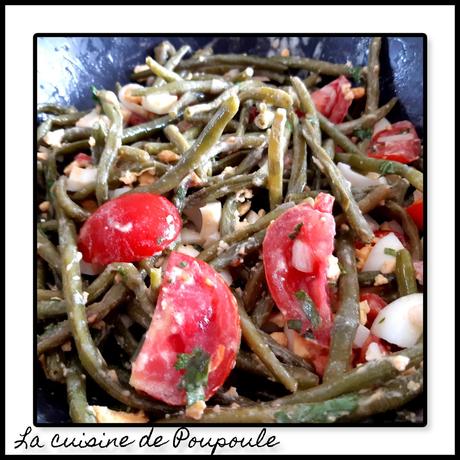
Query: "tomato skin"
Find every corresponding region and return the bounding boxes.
[357,334,390,364]
[367,120,421,164]
[360,292,387,327]
[78,193,181,265]
[130,252,241,405]
[406,200,424,231]
[263,193,336,345]
[311,76,354,123]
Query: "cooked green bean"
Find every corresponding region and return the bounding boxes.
[338,98,397,135]
[114,316,139,357]
[302,120,374,243]
[385,200,423,261]
[267,108,287,209]
[163,124,190,154]
[54,177,91,222]
[168,91,206,118]
[53,139,90,157]
[141,142,174,154]
[122,113,175,144]
[37,299,67,320]
[251,295,274,329]
[365,37,382,114]
[37,259,46,289]
[184,111,240,132]
[335,153,424,192]
[145,55,183,83]
[184,86,239,118]
[323,230,360,382]
[38,220,58,233]
[131,79,231,97]
[395,249,418,296]
[287,111,307,196]
[37,289,63,301]
[220,194,239,237]
[243,262,266,312]
[237,295,298,393]
[42,350,66,383]
[91,121,107,164]
[38,103,77,115]
[239,86,293,109]
[66,359,97,423]
[37,228,61,273]
[133,95,239,195]
[62,126,93,143]
[358,271,395,286]
[118,145,151,163]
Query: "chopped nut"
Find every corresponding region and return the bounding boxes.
[374,274,389,286]
[91,405,149,423]
[38,201,50,212]
[407,380,421,392]
[61,341,72,352]
[351,87,365,99]
[381,258,396,274]
[280,48,290,57]
[157,149,180,163]
[37,150,49,161]
[356,244,373,270]
[138,171,156,186]
[270,332,288,347]
[185,400,206,420]
[359,300,371,325]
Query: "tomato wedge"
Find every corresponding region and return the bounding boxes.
[130,252,241,406]
[367,120,421,164]
[406,199,423,231]
[357,334,390,364]
[311,75,354,123]
[263,193,336,345]
[78,193,181,265]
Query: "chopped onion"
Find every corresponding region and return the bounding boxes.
[199,201,222,246]
[365,342,384,361]
[371,293,423,348]
[353,324,371,348]
[362,232,404,272]
[76,108,110,129]
[142,92,178,115]
[66,167,98,192]
[43,128,65,147]
[372,117,391,136]
[291,238,313,273]
[180,227,202,245]
[326,255,340,282]
[378,132,414,143]
[118,83,150,118]
[337,162,386,190]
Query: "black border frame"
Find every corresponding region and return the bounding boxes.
[33,32,427,429]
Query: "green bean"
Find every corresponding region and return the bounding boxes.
[236,351,319,390]
[302,120,374,243]
[251,295,274,328]
[185,111,240,132]
[316,113,362,155]
[337,98,398,135]
[304,72,321,88]
[357,271,395,287]
[146,55,183,83]
[184,86,239,118]
[37,300,67,320]
[38,103,77,115]
[53,139,90,157]
[243,262,266,313]
[322,138,335,160]
[154,40,176,65]
[210,229,266,271]
[168,91,206,118]
[142,142,174,154]
[37,228,61,273]
[37,118,53,143]
[395,249,418,296]
[236,294,298,393]
[334,153,424,192]
[274,55,365,78]
[54,177,91,222]
[91,121,108,164]
[122,113,175,144]
[114,316,139,357]
[177,54,288,72]
[163,124,190,154]
[239,87,293,109]
[133,95,239,195]
[287,111,307,196]
[51,111,88,127]
[131,79,231,97]
[37,289,63,301]
[387,175,410,204]
[385,200,423,261]
[126,300,152,330]
[56,207,168,413]
[335,184,392,227]
[37,283,128,355]
[38,219,58,233]
[365,37,382,114]
[172,175,192,213]
[118,145,151,163]
[211,150,247,175]
[199,201,295,262]
[236,101,251,137]
[220,194,239,237]
[41,350,66,383]
[323,230,360,382]
[267,108,287,209]
[37,259,45,289]
[95,90,123,204]
[66,359,97,423]
[62,127,93,143]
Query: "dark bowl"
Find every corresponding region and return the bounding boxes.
[36,35,424,425]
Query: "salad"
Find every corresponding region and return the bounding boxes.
[36,37,424,424]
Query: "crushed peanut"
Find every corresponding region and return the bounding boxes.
[185,400,206,420]
[374,274,389,286]
[359,300,371,325]
[157,149,180,163]
[38,201,50,212]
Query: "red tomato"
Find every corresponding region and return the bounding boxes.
[248,105,259,123]
[78,193,181,265]
[367,121,421,164]
[311,76,354,123]
[130,252,241,405]
[128,112,149,126]
[74,153,93,166]
[406,199,423,231]
[263,193,336,345]
[357,334,389,364]
[360,292,387,327]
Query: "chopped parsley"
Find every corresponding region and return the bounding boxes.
[295,290,321,330]
[379,160,397,175]
[288,222,303,240]
[90,85,99,102]
[384,248,398,257]
[378,317,386,324]
[287,319,302,332]
[353,128,373,141]
[179,261,188,268]
[350,66,362,84]
[174,348,211,406]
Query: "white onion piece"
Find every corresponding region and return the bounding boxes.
[118,83,150,118]
[372,117,391,135]
[43,128,65,147]
[353,324,371,348]
[76,108,110,129]
[142,92,178,115]
[378,133,414,143]
[291,238,313,273]
[80,260,105,276]
[365,342,384,361]
[371,293,423,348]
[246,210,259,224]
[109,186,132,199]
[217,269,233,286]
[180,227,202,245]
[337,162,386,190]
[199,201,222,245]
[326,255,341,282]
[66,167,98,192]
[176,244,200,258]
[362,232,404,272]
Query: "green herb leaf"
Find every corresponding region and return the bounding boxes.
[350,67,362,84]
[179,261,188,268]
[275,394,359,423]
[295,290,322,330]
[288,222,303,240]
[91,85,99,102]
[174,348,211,406]
[353,128,372,141]
[384,248,398,257]
[379,160,397,175]
[378,317,386,324]
[287,319,302,332]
